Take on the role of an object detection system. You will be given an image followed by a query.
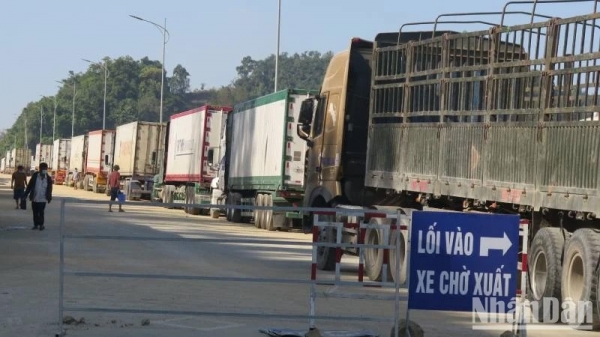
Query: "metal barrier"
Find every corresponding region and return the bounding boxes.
[56,199,406,337]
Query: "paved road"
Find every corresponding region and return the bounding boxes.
[0,173,593,337]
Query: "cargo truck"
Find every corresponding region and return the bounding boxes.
[113,121,166,200]
[52,138,71,184]
[296,3,600,327]
[223,89,314,230]
[32,143,53,170]
[83,129,115,193]
[68,135,87,188]
[162,105,231,215]
[7,148,32,172]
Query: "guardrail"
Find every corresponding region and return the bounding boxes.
[55,199,407,337]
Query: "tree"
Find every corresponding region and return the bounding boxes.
[170,64,190,95]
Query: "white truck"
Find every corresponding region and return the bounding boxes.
[223,89,314,230]
[113,121,166,200]
[52,138,71,185]
[83,129,115,194]
[7,148,32,172]
[68,134,87,187]
[162,105,231,215]
[33,143,53,170]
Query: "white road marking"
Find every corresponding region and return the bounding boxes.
[152,316,245,332]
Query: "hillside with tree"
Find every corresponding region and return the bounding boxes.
[0,50,333,156]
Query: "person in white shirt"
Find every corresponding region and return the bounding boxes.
[24,162,53,231]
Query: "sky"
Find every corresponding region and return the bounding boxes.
[1,0,595,131]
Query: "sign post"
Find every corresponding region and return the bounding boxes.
[406,210,520,326]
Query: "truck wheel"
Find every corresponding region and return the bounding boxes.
[561,228,600,329]
[364,218,393,282]
[316,220,337,271]
[264,194,274,231]
[528,227,568,322]
[225,195,232,221]
[230,193,242,223]
[389,224,408,285]
[254,194,264,228]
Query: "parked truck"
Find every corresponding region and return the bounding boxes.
[83,129,115,193]
[32,143,53,170]
[112,121,166,200]
[296,2,600,327]
[68,134,87,188]
[52,138,71,184]
[162,105,231,214]
[7,148,31,172]
[223,89,314,230]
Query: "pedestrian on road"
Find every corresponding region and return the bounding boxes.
[108,164,124,213]
[11,165,27,209]
[72,168,80,190]
[24,162,53,231]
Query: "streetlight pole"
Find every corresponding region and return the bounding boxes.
[56,80,77,138]
[40,103,43,143]
[130,14,170,179]
[275,0,281,92]
[53,93,57,143]
[82,59,110,129]
[129,15,169,124]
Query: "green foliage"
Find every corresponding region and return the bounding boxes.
[0,50,332,156]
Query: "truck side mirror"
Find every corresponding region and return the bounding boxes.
[296,124,313,147]
[299,99,314,125]
[104,155,109,165]
[151,151,157,164]
[207,149,214,165]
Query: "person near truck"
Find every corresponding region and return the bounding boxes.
[24,162,53,231]
[72,168,80,190]
[108,165,124,213]
[11,165,27,209]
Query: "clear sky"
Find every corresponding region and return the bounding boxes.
[1,0,594,130]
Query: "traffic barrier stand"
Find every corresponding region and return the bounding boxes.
[310,209,410,335]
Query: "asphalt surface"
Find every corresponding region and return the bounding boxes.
[0,173,594,337]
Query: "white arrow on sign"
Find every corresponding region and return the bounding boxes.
[479,232,512,257]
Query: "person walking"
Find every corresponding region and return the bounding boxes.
[108,165,123,213]
[24,162,53,231]
[11,165,27,209]
[72,168,80,190]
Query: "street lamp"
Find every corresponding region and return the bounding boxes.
[129,15,169,124]
[275,0,281,92]
[56,79,77,138]
[82,58,109,129]
[39,95,44,144]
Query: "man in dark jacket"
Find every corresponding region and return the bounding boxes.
[24,162,53,231]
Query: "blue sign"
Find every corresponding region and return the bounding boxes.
[407,211,520,312]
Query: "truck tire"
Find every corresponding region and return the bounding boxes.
[389,226,408,285]
[528,227,568,322]
[561,228,600,329]
[264,194,274,231]
[230,193,242,223]
[225,195,232,222]
[364,218,393,282]
[316,221,337,271]
[254,194,264,229]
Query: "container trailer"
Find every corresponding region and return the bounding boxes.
[112,121,166,200]
[52,138,71,184]
[83,129,115,193]
[162,105,231,214]
[223,89,314,230]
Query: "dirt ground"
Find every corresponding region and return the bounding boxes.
[0,173,593,337]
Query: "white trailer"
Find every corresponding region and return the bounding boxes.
[113,121,166,200]
[7,148,32,172]
[33,143,53,170]
[1,158,5,173]
[224,89,314,230]
[52,138,71,185]
[163,105,231,214]
[84,129,115,194]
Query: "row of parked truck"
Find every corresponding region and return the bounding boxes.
[3,1,600,327]
[0,88,313,231]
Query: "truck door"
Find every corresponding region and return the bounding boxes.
[310,92,340,184]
